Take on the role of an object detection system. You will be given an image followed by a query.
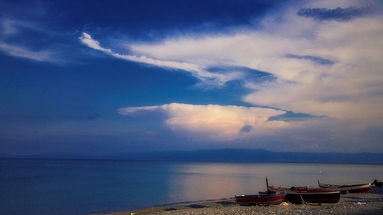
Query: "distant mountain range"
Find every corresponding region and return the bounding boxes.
[2,149,383,164]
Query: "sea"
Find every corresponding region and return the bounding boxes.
[1,158,382,215]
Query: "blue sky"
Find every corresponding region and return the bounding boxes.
[1,0,383,155]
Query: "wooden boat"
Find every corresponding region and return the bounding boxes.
[266,178,340,204]
[235,191,286,205]
[318,180,371,193]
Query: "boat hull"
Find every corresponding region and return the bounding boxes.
[268,186,340,204]
[235,193,285,205]
[318,182,371,193]
[346,186,370,193]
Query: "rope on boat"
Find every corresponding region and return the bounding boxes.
[299,194,306,204]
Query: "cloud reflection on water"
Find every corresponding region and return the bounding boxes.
[165,163,383,202]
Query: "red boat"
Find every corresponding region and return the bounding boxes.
[266,178,340,204]
[235,191,286,205]
[318,180,371,193]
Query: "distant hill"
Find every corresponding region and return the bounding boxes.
[3,149,383,164]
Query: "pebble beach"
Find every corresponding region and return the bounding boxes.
[98,188,383,215]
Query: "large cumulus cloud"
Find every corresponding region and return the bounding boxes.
[119,103,289,141]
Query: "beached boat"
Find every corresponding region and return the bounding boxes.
[266,178,340,204]
[318,180,371,193]
[235,191,286,205]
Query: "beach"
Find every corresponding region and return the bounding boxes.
[98,188,383,215]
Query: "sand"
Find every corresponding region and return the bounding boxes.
[97,187,383,215]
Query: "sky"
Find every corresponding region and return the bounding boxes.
[1,0,383,155]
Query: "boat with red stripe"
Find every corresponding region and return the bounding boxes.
[318,180,371,193]
[266,178,340,204]
[235,191,286,205]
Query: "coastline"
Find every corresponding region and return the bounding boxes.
[96,188,383,215]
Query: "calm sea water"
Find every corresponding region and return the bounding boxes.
[1,159,382,215]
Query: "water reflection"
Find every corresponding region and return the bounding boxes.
[167,163,383,202]
[169,163,261,201]
[1,159,382,215]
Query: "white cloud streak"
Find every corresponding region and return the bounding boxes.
[79,32,243,86]
[0,42,53,62]
[0,18,60,63]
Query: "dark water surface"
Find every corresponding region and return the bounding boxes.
[1,159,382,215]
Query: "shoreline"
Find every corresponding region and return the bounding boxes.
[95,188,383,215]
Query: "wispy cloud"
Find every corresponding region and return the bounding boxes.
[79,32,243,86]
[0,42,53,62]
[119,103,289,141]
[1,19,19,35]
[0,16,64,63]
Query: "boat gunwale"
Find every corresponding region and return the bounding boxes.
[319,183,371,188]
[235,192,286,198]
[267,186,340,195]
[317,181,371,192]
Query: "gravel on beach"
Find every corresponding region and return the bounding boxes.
[99,188,383,215]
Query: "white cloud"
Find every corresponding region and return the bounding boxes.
[0,42,53,62]
[119,103,289,141]
[79,32,113,53]
[123,1,383,128]
[79,32,243,86]
[85,0,383,151]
